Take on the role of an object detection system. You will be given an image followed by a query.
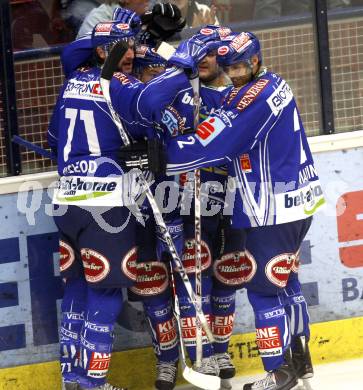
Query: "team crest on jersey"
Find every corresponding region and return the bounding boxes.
[59,240,75,272]
[81,249,110,283]
[214,250,257,285]
[237,78,269,111]
[121,247,138,281]
[265,253,295,287]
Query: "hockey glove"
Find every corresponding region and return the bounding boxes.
[156,217,184,261]
[112,7,142,31]
[168,32,223,72]
[140,2,186,41]
[118,138,166,176]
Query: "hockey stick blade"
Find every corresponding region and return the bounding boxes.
[12,135,55,160]
[155,41,176,60]
[182,366,221,390]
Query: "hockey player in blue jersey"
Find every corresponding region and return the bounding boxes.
[122,30,324,390]
[49,10,191,389]
[162,49,242,384]
[166,31,322,390]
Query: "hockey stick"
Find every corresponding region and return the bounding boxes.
[12,135,55,160]
[168,260,221,390]
[190,76,203,368]
[99,41,215,344]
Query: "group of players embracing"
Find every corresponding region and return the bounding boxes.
[48,3,325,390]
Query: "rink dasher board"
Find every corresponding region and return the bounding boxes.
[0,316,363,390]
[0,131,362,388]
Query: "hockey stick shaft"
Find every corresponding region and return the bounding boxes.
[168,260,221,390]
[190,76,203,367]
[12,135,55,160]
[99,47,214,342]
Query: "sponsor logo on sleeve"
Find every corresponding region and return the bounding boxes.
[161,106,185,136]
[267,81,294,115]
[240,154,252,173]
[195,116,226,146]
[237,78,269,111]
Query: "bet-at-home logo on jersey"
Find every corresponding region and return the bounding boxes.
[54,176,126,206]
[275,181,326,224]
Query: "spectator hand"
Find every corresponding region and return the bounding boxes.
[192,5,217,27]
[141,2,186,41]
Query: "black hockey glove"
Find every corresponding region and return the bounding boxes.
[140,2,186,41]
[118,138,166,176]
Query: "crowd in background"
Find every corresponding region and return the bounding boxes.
[10,0,363,51]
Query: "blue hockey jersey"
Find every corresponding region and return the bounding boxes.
[165,70,325,227]
[159,83,230,212]
[47,63,188,206]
